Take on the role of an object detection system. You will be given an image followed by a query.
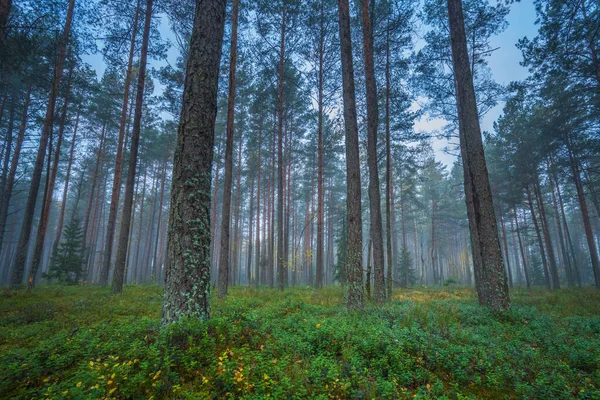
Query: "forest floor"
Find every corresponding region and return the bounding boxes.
[1,285,599,399]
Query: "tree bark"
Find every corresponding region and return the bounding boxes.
[0,0,11,41]
[10,0,75,287]
[447,0,509,310]
[534,179,560,288]
[151,160,167,281]
[385,18,393,296]
[556,178,582,287]
[499,211,513,289]
[255,117,262,286]
[337,0,363,310]
[526,186,551,288]
[217,0,239,298]
[112,0,153,293]
[162,0,227,323]
[360,0,385,302]
[247,175,255,285]
[101,0,141,285]
[316,0,325,289]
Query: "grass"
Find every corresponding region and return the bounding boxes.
[1,285,599,399]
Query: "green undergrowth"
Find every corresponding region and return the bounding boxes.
[1,285,599,399]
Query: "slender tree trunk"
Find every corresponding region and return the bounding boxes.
[247,175,255,285]
[337,0,364,310]
[447,0,509,310]
[534,179,560,288]
[101,0,141,285]
[52,110,79,254]
[276,7,287,291]
[566,135,600,288]
[112,0,153,293]
[28,65,74,290]
[527,186,551,288]
[316,0,325,290]
[217,0,239,297]
[0,93,15,259]
[10,0,75,287]
[231,135,243,286]
[151,160,167,281]
[499,211,513,289]
[431,199,437,285]
[514,208,531,288]
[133,168,147,282]
[549,171,573,286]
[0,0,12,41]
[210,141,222,269]
[162,0,226,323]
[360,0,385,302]
[0,85,30,260]
[385,18,393,296]
[556,178,582,287]
[255,117,262,286]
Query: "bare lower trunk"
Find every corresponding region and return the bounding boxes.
[447,0,509,310]
[162,0,226,324]
[527,186,551,288]
[337,0,363,310]
[513,208,530,289]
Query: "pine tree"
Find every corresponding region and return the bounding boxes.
[45,214,85,285]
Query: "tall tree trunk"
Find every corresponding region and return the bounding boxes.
[565,135,600,288]
[101,0,141,285]
[217,0,239,297]
[499,211,513,289]
[556,178,582,287]
[162,0,226,324]
[255,117,262,286]
[316,0,325,289]
[549,171,573,286]
[10,0,75,287]
[28,65,74,290]
[231,135,243,286]
[0,85,30,260]
[337,0,363,310]
[360,0,385,302]
[0,93,15,260]
[112,0,153,293]
[247,175,255,285]
[151,160,167,281]
[276,7,287,291]
[446,0,509,310]
[534,179,560,288]
[385,17,393,296]
[527,186,551,288]
[52,110,79,254]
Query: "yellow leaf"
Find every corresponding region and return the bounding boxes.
[76,382,82,387]
[316,323,321,328]
[109,387,117,394]
[263,374,269,380]
[89,361,94,367]
[111,373,116,379]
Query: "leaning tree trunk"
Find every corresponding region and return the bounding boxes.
[111,0,153,293]
[101,0,141,285]
[360,0,385,302]
[217,0,239,298]
[10,0,75,287]
[446,0,509,310]
[162,0,227,324]
[337,0,364,311]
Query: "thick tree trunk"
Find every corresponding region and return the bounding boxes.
[101,0,141,285]
[217,0,239,298]
[360,0,385,302]
[447,0,509,310]
[162,0,226,323]
[112,0,153,293]
[10,0,75,287]
[337,0,363,310]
